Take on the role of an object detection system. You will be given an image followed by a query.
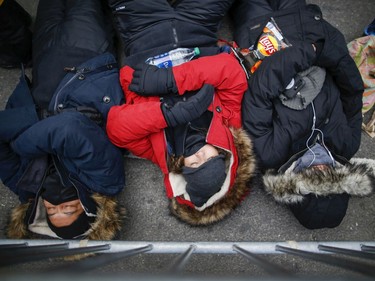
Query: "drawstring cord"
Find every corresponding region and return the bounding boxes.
[305,102,335,168]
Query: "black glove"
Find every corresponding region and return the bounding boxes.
[161,84,214,127]
[57,106,104,127]
[129,64,177,96]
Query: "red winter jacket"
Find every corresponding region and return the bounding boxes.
[107,52,248,211]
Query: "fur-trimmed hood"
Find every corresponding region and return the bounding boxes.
[169,127,257,225]
[7,193,124,241]
[263,158,375,204]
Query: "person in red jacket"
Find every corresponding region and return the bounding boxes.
[107,0,257,225]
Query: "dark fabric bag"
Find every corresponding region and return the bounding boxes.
[289,193,350,229]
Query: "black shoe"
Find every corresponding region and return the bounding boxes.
[0,0,33,69]
[364,18,375,36]
[0,45,32,69]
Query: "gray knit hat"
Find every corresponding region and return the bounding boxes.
[280,66,326,110]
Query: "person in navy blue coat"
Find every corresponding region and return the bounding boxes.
[0,0,126,240]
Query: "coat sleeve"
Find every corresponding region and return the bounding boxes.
[0,105,39,193]
[11,112,125,195]
[106,65,169,164]
[242,42,317,169]
[172,53,248,128]
[106,101,168,162]
[315,23,364,129]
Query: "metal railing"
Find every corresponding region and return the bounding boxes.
[1,240,375,279]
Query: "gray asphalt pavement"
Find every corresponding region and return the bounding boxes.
[0,0,374,279]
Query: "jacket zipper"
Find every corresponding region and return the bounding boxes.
[171,20,178,47]
[52,67,91,111]
[27,164,49,224]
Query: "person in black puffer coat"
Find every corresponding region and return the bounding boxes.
[110,0,236,67]
[230,0,375,229]
[0,0,126,241]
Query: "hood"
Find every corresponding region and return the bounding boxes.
[7,193,125,241]
[169,127,257,225]
[263,158,375,204]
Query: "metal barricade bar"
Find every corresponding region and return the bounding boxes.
[0,242,28,249]
[1,240,375,277]
[49,244,153,273]
[318,244,375,260]
[1,240,374,254]
[276,244,375,277]
[0,243,111,267]
[0,243,69,258]
[233,244,293,277]
[361,244,375,253]
[168,244,197,273]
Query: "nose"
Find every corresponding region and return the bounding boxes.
[54,205,64,214]
[195,150,207,163]
[195,149,203,156]
[56,202,72,214]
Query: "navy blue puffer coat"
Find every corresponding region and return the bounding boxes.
[0,0,125,213]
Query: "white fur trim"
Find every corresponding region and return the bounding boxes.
[263,158,375,204]
[351,157,375,173]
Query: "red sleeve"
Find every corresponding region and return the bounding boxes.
[107,66,167,160]
[107,102,167,160]
[172,53,248,128]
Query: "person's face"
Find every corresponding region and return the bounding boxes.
[43,199,84,227]
[312,164,329,171]
[184,144,219,168]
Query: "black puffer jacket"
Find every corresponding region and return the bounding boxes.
[231,2,364,170]
[109,0,236,67]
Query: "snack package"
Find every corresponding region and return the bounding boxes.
[241,17,292,74]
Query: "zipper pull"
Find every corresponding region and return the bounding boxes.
[64,66,76,72]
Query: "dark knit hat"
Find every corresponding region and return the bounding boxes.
[183,130,206,157]
[41,170,78,205]
[182,154,226,207]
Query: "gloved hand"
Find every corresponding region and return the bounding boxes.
[129,64,177,96]
[57,106,104,127]
[161,84,214,127]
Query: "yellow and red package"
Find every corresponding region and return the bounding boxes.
[244,18,292,74]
